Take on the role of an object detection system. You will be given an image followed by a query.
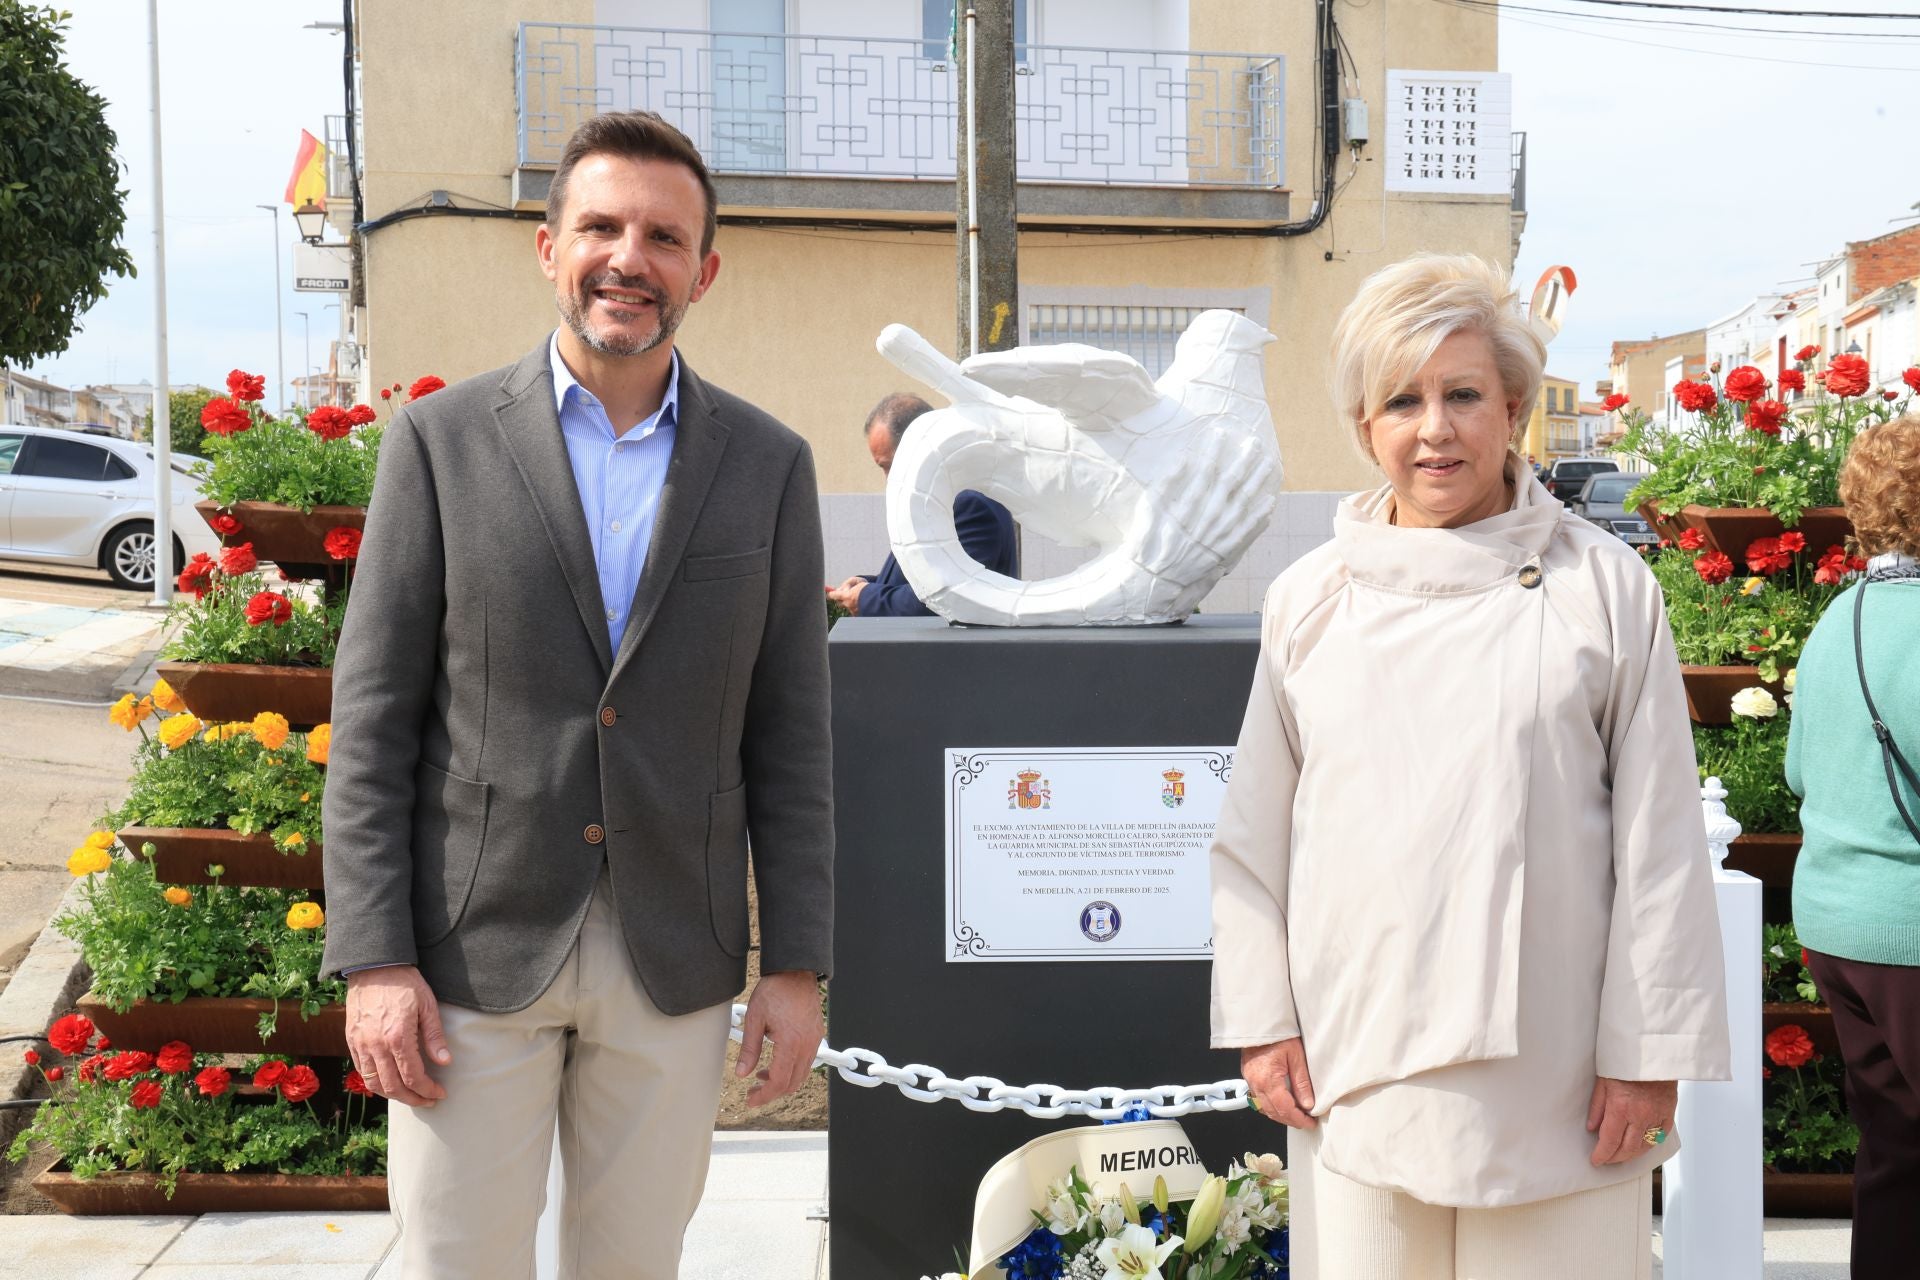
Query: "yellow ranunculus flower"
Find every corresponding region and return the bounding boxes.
[84,830,115,851]
[67,846,112,876]
[163,886,192,906]
[286,901,325,930]
[149,678,186,713]
[305,723,331,766]
[108,693,152,730]
[283,832,307,850]
[250,711,291,751]
[156,713,204,751]
[204,722,250,743]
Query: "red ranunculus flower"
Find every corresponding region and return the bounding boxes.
[1673,379,1718,414]
[1883,390,1901,402]
[226,369,267,402]
[200,397,252,436]
[155,1041,194,1074]
[1777,368,1806,393]
[323,527,362,560]
[1602,392,1630,412]
[379,387,393,400]
[1678,528,1706,551]
[129,1079,164,1109]
[22,1048,38,1065]
[408,375,446,400]
[1904,367,1920,393]
[346,403,377,427]
[253,1060,290,1090]
[1778,531,1807,554]
[279,1064,321,1103]
[1801,946,1812,968]
[244,591,294,627]
[76,1054,104,1083]
[1746,536,1792,575]
[1694,551,1735,585]
[1765,1024,1815,1069]
[96,1036,110,1051]
[1814,556,1844,587]
[47,1013,94,1056]
[1723,365,1768,402]
[1795,344,1821,363]
[195,1065,231,1097]
[219,542,257,575]
[209,512,243,537]
[1745,399,1787,435]
[343,1068,372,1096]
[306,405,352,441]
[1824,353,1871,398]
[103,1051,155,1081]
[44,1066,62,1082]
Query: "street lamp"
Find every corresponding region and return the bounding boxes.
[256,205,287,413]
[1845,340,1863,355]
[292,200,327,245]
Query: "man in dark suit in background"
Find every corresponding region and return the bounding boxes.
[826,392,1017,617]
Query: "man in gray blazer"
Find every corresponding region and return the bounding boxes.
[320,111,832,1278]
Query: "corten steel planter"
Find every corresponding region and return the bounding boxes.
[76,994,347,1057]
[119,826,322,890]
[1762,1170,1854,1218]
[1674,505,1853,558]
[1723,833,1800,889]
[1682,665,1788,725]
[34,1167,386,1215]
[156,661,332,729]
[195,500,365,581]
[1762,1003,1841,1057]
[1635,500,1687,545]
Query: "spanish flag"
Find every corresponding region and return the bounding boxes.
[285,130,328,208]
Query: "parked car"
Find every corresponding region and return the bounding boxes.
[1544,457,1620,505]
[0,425,220,590]
[1572,472,1658,548]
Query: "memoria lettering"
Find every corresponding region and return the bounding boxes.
[1098,1145,1198,1174]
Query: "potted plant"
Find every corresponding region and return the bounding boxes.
[1761,1021,1857,1217]
[1694,684,1802,887]
[102,696,327,887]
[9,1013,385,1213]
[56,847,344,1055]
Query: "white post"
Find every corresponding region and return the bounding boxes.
[1662,777,1764,1280]
[146,0,172,607]
[257,204,287,413]
[534,1138,563,1278]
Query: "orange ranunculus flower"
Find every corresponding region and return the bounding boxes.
[66,846,111,876]
[84,830,115,851]
[149,678,186,713]
[156,713,203,751]
[204,721,250,743]
[108,693,152,731]
[305,723,331,766]
[286,901,325,930]
[1765,1024,1815,1069]
[282,832,307,851]
[163,886,192,906]
[250,711,291,751]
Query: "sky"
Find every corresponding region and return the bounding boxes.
[23,0,1920,402]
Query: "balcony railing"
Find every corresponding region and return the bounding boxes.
[324,113,359,204]
[515,23,1284,190]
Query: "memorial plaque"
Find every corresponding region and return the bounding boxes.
[945,747,1231,961]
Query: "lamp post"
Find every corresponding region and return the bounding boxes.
[148,0,173,606]
[292,200,327,244]
[295,310,311,411]
[256,204,287,413]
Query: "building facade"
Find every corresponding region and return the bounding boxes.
[1521,373,1580,465]
[345,0,1521,602]
[1608,329,1704,428]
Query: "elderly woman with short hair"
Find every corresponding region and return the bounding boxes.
[1209,253,1731,1279]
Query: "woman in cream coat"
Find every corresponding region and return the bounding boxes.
[1209,254,1731,1280]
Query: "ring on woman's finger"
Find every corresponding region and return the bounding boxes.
[1643,1126,1668,1147]
[1248,1092,1262,1113]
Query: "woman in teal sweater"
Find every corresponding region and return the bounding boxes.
[1786,413,1920,1280]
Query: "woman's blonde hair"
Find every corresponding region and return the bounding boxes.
[1841,413,1920,560]
[1329,253,1546,462]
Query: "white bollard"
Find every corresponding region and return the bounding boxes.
[1662,777,1764,1280]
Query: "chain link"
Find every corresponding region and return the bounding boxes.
[730,1004,1251,1120]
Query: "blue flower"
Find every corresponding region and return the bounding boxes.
[1001,1226,1065,1279]
[1099,1103,1157,1124]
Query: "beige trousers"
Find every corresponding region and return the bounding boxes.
[387,869,733,1280]
[1289,1129,1654,1280]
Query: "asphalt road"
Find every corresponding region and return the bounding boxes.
[0,563,164,992]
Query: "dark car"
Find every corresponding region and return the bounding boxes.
[1572,472,1657,548]
[1544,457,1620,505]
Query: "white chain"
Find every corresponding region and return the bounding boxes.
[729,1004,1251,1121]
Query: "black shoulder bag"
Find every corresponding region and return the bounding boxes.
[1853,572,1920,845]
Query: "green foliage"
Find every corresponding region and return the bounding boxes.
[201,407,382,511]
[107,720,325,846]
[1646,544,1844,678]
[1695,713,1799,836]
[0,2,135,364]
[1763,1050,1858,1174]
[54,853,341,1033]
[9,1051,386,1196]
[144,386,216,457]
[162,572,345,667]
[1762,922,1820,1005]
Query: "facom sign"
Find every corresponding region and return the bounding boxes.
[293,241,352,293]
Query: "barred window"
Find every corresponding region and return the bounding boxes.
[1024,303,1250,379]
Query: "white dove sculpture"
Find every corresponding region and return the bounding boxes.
[874,309,1281,626]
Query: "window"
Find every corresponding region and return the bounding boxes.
[0,433,21,474]
[18,436,111,482]
[105,453,137,481]
[923,0,1027,61]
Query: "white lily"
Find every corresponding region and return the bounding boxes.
[1046,1190,1089,1236]
[1096,1196,1129,1237]
[1216,1200,1253,1255]
[1096,1223,1182,1280]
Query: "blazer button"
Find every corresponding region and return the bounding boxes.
[600,706,616,727]
[584,824,605,845]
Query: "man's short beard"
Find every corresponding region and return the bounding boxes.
[557,275,689,357]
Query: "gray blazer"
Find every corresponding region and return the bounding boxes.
[319,343,833,1015]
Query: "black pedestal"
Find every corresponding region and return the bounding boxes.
[827,616,1271,1279]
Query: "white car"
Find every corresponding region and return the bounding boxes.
[0,425,222,590]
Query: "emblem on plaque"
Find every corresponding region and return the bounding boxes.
[1080,900,1121,942]
[1009,769,1052,810]
[1161,768,1186,809]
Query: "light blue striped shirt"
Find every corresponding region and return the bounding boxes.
[550,331,679,650]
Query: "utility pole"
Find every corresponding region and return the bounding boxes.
[257,204,286,413]
[955,1,1018,358]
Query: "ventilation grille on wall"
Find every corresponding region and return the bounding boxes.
[1384,70,1513,197]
